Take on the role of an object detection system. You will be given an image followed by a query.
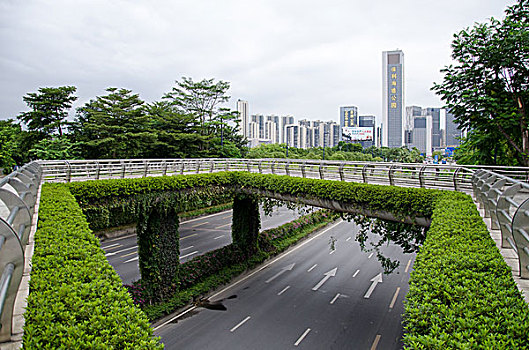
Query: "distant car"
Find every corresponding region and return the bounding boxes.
[441,160,446,164]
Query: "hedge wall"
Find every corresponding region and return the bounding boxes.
[23,184,162,349]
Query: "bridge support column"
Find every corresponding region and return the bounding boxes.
[232,194,260,254]
[137,199,180,302]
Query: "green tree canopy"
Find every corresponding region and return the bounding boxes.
[18,86,77,138]
[433,0,529,165]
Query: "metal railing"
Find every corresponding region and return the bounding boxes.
[38,158,477,193]
[0,163,41,342]
[473,169,529,279]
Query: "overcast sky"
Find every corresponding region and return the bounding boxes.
[0,0,514,125]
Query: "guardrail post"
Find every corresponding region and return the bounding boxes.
[488,178,507,230]
[301,162,306,178]
[319,163,324,180]
[246,162,251,173]
[512,198,529,279]
[143,161,148,177]
[339,163,345,182]
[210,160,215,173]
[418,166,426,188]
[362,165,368,183]
[196,161,201,174]
[271,161,275,175]
[388,165,396,186]
[258,161,263,174]
[285,161,290,176]
[453,167,462,191]
[65,161,72,182]
[120,161,126,179]
[162,162,168,176]
[497,183,522,249]
[95,162,101,180]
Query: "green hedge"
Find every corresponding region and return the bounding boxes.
[23,184,162,349]
[404,192,529,349]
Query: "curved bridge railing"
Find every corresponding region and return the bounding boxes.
[0,163,41,342]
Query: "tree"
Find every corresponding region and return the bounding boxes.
[0,120,22,172]
[72,88,153,159]
[28,136,81,160]
[163,77,232,136]
[432,0,529,165]
[18,86,77,138]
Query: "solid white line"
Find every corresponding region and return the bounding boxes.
[307,264,317,272]
[352,269,360,278]
[277,286,290,295]
[329,249,336,255]
[153,306,197,331]
[181,210,233,224]
[180,251,199,259]
[346,237,351,242]
[405,258,412,273]
[230,316,251,332]
[370,334,381,350]
[214,235,225,240]
[180,246,194,251]
[389,287,401,309]
[124,256,139,263]
[209,220,344,300]
[368,252,374,259]
[330,293,340,304]
[294,328,311,346]
[101,243,120,250]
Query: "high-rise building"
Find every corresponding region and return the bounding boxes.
[410,115,432,156]
[405,106,422,147]
[423,107,441,148]
[236,99,249,138]
[340,106,358,127]
[382,50,405,148]
[445,110,462,147]
[358,115,376,148]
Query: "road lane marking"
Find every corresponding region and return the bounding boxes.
[209,220,343,300]
[153,306,196,331]
[217,223,231,229]
[120,251,137,258]
[180,251,199,259]
[364,273,383,298]
[230,316,251,332]
[277,286,290,295]
[329,249,336,255]
[103,234,136,243]
[101,243,121,250]
[307,264,317,272]
[124,256,139,263]
[405,258,412,273]
[294,328,311,346]
[312,268,337,291]
[368,252,374,259]
[265,263,295,283]
[346,237,351,242]
[370,335,381,350]
[191,221,209,228]
[214,235,225,240]
[181,246,194,251]
[352,269,360,278]
[180,234,198,240]
[181,210,233,224]
[330,293,340,304]
[389,287,401,309]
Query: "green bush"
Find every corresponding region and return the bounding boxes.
[403,192,529,349]
[23,184,162,349]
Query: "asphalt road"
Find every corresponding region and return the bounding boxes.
[100,206,304,284]
[154,219,415,350]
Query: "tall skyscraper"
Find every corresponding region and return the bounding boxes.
[236,99,249,138]
[358,115,376,148]
[340,106,358,127]
[382,50,405,148]
[445,110,462,147]
[410,115,432,156]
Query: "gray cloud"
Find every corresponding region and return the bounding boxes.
[0,0,513,124]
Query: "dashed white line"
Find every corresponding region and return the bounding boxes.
[389,287,401,309]
[181,210,232,224]
[181,246,194,251]
[105,245,137,256]
[180,251,199,259]
[330,293,340,304]
[329,249,336,255]
[352,269,360,278]
[191,221,209,228]
[405,258,412,273]
[217,223,231,229]
[307,264,317,272]
[102,233,136,243]
[180,234,198,240]
[346,237,352,242]
[120,251,136,258]
[124,256,138,263]
[101,243,120,250]
[368,252,374,259]
[370,334,381,350]
[230,316,251,332]
[214,235,225,240]
[294,328,311,346]
[277,286,290,295]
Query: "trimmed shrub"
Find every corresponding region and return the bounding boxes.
[23,184,162,349]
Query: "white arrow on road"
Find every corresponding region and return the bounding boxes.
[364,273,383,298]
[265,263,295,283]
[312,267,337,291]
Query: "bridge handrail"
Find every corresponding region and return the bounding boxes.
[0,162,41,342]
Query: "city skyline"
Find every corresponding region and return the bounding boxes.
[0,1,512,123]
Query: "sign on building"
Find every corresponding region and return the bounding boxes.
[342,127,374,142]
